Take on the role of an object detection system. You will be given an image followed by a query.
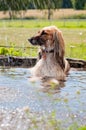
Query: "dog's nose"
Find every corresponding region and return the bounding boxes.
[28,37,36,45]
[28,38,32,42]
[28,38,34,44]
[29,36,35,41]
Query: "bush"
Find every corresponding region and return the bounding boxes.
[0,47,9,55]
[0,47,22,56]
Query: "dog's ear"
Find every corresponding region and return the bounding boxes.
[53,30,65,70]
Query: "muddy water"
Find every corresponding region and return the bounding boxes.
[0,67,86,129]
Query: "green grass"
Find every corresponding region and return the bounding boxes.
[65,43,86,60]
[0,20,86,60]
[0,19,86,28]
[78,126,86,130]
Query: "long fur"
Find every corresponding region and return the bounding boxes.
[53,31,65,70]
[29,26,70,81]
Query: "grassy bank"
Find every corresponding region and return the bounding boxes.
[0,20,86,60]
[0,19,86,28]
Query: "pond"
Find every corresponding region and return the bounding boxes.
[0,67,86,129]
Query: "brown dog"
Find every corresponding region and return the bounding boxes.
[28,26,70,81]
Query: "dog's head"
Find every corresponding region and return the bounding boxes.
[28,26,65,69]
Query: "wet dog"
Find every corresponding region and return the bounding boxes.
[28,26,70,81]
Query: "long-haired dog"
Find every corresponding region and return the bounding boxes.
[28,26,70,81]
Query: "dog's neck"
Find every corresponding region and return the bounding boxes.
[42,49,54,53]
[40,46,54,60]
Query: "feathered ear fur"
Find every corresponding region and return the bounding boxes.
[53,29,65,70]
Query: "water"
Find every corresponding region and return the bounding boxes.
[0,67,86,129]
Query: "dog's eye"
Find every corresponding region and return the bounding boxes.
[41,31,47,35]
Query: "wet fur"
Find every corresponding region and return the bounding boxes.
[29,26,70,81]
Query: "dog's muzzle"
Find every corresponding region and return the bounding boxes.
[28,37,44,46]
[28,37,37,45]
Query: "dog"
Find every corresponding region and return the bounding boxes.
[28,26,70,81]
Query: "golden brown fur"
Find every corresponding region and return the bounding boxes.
[28,26,70,81]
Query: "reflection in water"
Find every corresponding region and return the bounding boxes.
[41,77,65,94]
[0,67,86,129]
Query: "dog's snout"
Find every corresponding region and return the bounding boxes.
[28,37,36,45]
[28,38,31,42]
[28,37,33,43]
[28,34,45,46]
[28,38,33,43]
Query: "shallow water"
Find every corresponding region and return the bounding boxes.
[0,67,86,129]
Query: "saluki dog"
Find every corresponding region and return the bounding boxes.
[28,26,70,81]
